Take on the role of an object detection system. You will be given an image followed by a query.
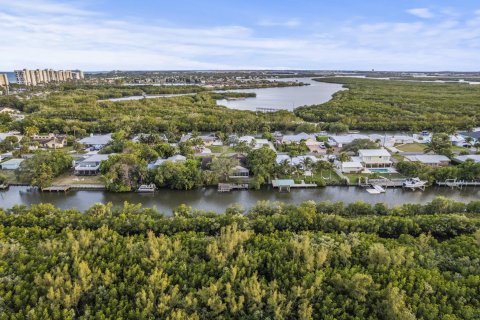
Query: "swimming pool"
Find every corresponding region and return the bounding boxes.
[369,168,390,173]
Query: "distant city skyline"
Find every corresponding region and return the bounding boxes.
[1,0,479,71]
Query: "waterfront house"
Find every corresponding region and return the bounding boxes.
[229,165,249,178]
[405,154,451,167]
[79,133,113,149]
[358,149,392,168]
[148,154,186,169]
[32,133,67,149]
[337,160,364,173]
[0,158,24,170]
[74,154,111,175]
[454,155,480,164]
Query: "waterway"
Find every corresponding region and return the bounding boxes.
[216,78,345,111]
[102,78,345,111]
[1,186,479,214]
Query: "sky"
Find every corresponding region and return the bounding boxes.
[1,0,480,71]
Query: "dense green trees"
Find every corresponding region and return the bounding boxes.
[246,146,277,187]
[295,77,480,131]
[397,159,480,183]
[152,159,202,190]
[100,154,148,192]
[1,199,480,318]
[15,150,73,188]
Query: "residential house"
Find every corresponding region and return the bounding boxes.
[32,134,67,149]
[148,154,186,169]
[454,155,480,164]
[239,136,275,150]
[329,134,370,148]
[459,131,480,145]
[0,158,24,170]
[405,155,451,167]
[74,154,111,175]
[358,149,392,168]
[337,160,364,173]
[229,165,249,178]
[79,133,113,149]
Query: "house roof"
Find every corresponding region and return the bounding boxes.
[79,133,112,145]
[460,131,480,139]
[1,158,24,166]
[454,155,480,163]
[358,149,391,157]
[232,165,249,172]
[405,155,450,164]
[81,154,111,163]
[281,132,315,143]
[342,161,363,168]
[331,134,370,144]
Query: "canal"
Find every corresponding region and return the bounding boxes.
[1,186,479,214]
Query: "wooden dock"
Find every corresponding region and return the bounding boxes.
[218,183,249,192]
[272,179,317,192]
[42,185,71,192]
[256,107,281,113]
[436,179,480,189]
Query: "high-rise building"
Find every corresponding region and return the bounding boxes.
[0,74,9,87]
[14,68,83,86]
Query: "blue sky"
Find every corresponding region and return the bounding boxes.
[1,0,480,71]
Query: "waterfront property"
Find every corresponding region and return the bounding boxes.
[74,154,111,175]
[147,154,186,169]
[229,165,249,178]
[358,149,392,168]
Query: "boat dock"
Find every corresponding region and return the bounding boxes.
[272,179,317,192]
[41,184,106,192]
[218,183,249,192]
[42,185,72,192]
[256,107,281,113]
[436,179,480,189]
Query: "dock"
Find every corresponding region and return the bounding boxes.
[256,107,281,113]
[218,183,249,192]
[42,185,71,192]
[436,179,480,189]
[272,179,317,192]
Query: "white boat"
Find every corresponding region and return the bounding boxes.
[136,184,156,193]
[402,178,427,191]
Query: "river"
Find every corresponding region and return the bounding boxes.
[1,186,479,214]
[216,78,344,111]
[102,78,345,111]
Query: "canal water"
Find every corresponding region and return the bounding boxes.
[1,186,479,214]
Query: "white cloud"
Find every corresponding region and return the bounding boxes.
[407,8,435,19]
[1,0,480,71]
[258,18,301,28]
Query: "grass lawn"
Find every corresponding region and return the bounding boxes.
[52,173,103,185]
[396,143,426,152]
[345,172,406,185]
[210,145,236,154]
[277,169,343,185]
[0,170,20,184]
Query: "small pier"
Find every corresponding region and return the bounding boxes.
[42,185,71,192]
[218,183,249,192]
[272,179,317,192]
[436,179,480,189]
[256,107,281,113]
